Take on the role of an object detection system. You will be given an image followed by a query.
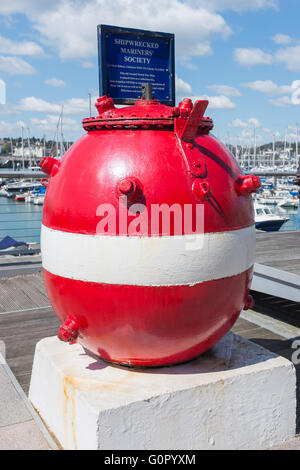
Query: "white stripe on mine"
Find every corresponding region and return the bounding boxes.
[41,225,255,286]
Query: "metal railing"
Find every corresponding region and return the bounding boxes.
[0,170,44,179]
[0,195,43,257]
[0,171,46,257]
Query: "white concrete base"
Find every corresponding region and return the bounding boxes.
[29,333,296,450]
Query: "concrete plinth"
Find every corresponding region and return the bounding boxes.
[29,333,296,450]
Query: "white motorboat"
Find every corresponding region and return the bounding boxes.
[277,197,299,209]
[33,194,45,205]
[0,180,41,198]
[254,203,289,232]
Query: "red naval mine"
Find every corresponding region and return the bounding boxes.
[40,95,260,367]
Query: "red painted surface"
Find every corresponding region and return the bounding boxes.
[235,174,261,196]
[42,99,256,236]
[43,267,253,366]
[15,195,25,202]
[58,316,80,342]
[40,96,258,366]
[40,157,60,176]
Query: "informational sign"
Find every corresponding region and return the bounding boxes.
[97,25,175,106]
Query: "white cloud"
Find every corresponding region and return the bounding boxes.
[231,126,266,145]
[63,97,97,115]
[206,84,241,97]
[189,94,236,109]
[268,96,293,107]
[0,119,26,135]
[17,95,97,116]
[234,48,273,66]
[44,78,66,88]
[18,97,61,113]
[248,117,261,128]
[228,117,261,128]
[175,75,192,98]
[242,80,278,94]
[0,35,43,56]
[16,120,26,128]
[81,61,94,69]
[0,79,5,105]
[0,0,276,16]
[195,0,277,11]
[241,79,300,107]
[31,114,80,132]
[0,56,35,75]
[275,45,300,71]
[229,119,249,128]
[0,120,14,134]
[272,33,293,45]
[241,80,293,95]
[0,0,231,67]
[0,0,279,70]
[0,1,61,15]
[0,103,19,115]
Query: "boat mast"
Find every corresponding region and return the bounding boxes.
[56,114,60,159]
[272,133,275,169]
[60,105,64,159]
[10,136,14,171]
[88,93,92,117]
[21,126,25,170]
[43,134,46,158]
[296,123,299,169]
[247,142,250,169]
[26,127,31,168]
[253,124,256,168]
[284,128,287,152]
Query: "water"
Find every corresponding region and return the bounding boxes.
[0,198,43,244]
[0,197,298,247]
[276,207,299,232]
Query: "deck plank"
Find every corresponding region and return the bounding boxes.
[256,231,300,275]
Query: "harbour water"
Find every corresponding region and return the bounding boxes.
[0,198,43,244]
[278,207,298,231]
[0,198,298,246]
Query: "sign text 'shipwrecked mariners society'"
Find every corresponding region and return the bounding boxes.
[98,25,175,105]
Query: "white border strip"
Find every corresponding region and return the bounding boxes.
[41,225,255,286]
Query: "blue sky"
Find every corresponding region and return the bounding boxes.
[0,0,300,145]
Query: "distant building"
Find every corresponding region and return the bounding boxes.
[13,145,43,158]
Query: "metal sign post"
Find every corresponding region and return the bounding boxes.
[97,24,175,106]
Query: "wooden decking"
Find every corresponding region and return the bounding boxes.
[256,230,300,275]
[0,272,58,392]
[0,305,60,392]
[0,272,49,312]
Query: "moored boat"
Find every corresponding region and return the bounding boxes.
[15,194,26,202]
[254,203,289,232]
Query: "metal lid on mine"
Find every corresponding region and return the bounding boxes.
[82,92,213,134]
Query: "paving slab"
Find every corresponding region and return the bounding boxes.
[0,350,57,450]
[0,420,50,450]
[0,365,32,427]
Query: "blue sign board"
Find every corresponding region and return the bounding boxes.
[97,25,175,106]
